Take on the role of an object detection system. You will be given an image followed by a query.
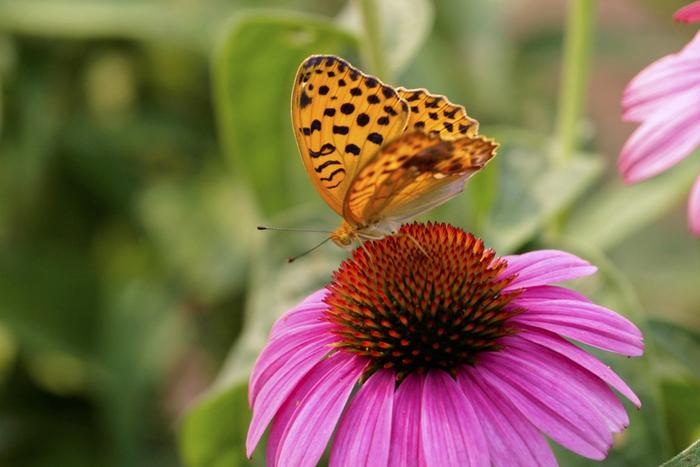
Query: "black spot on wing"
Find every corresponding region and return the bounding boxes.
[314,159,341,172]
[324,108,336,117]
[300,91,311,109]
[367,133,383,145]
[340,103,355,114]
[444,108,458,118]
[357,113,369,126]
[345,144,360,155]
[308,143,336,158]
[333,125,349,135]
[318,85,329,95]
[320,168,346,182]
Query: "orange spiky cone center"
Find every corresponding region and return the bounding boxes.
[324,222,523,381]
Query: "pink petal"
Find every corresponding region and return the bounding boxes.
[389,373,426,467]
[458,369,557,467]
[623,49,700,122]
[502,336,630,432]
[475,357,611,460]
[511,298,644,356]
[247,333,337,454]
[689,173,700,236]
[675,1,700,23]
[269,289,329,339]
[255,350,347,459]
[330,369,395,467]
[249,325,334,405]
[517,325,641,407]
[500,250,597,290]
[515,285,592,303]
[266,352,366,467]
[619,88,700,183]
[421,370,489,467]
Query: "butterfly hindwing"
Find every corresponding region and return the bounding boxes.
[291,55,409,216]
[397,88,479,139]
[344,131,498,225]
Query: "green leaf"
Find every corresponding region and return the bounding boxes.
[179,382,259,467]
[213,12,358,215]
[662,439,700,467]
[649,319,700,380]
[479,128,603,253]
[336,0,434,77]
[563,154,700,251]
[662,380,700,456]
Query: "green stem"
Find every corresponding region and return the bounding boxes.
[357,0,389,80]
[554,0,596,166]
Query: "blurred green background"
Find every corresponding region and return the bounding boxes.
[0,0,699,466]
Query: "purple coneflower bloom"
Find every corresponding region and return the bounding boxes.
[247,223,643,466]
[619,3,700,235]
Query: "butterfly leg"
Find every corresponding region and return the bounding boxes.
[400,231,430,259]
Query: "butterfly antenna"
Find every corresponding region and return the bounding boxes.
[287,237,332,263]
[257,225,334,234]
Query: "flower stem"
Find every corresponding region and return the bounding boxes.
[357,0,389,80]
[554,0,596,166]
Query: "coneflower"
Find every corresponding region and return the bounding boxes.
[247,223,643,466]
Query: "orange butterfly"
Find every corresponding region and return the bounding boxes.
[292,55,498,248]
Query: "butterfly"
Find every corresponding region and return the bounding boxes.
[292,55,498,249]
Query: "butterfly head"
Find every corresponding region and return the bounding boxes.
[330,221,357,250]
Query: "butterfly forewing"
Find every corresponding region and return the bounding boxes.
[344,132,498,225]
[291,55,409,217]
[397,88,479,140]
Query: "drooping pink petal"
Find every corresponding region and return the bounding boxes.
[515,285,592,303]
[619,88,700,183]
[501,336,630,432]
[421,370,489,467]
[517,325,641,407]
[500,250,597,290]
[265,352,366,467]
[458,369,557,467]
[248,329,336,406]
[389,373,426,467]
[269,289,329,339]
[255,350,347,459]
[330,369,395,467]
[475,357,611,460]
[247,333,337,454]
[689,173,700,236]
[675,1,700,23]
[623,35,700,122]
[511,298,644,356]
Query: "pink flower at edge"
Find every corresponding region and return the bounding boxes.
[247,223,644,467]
[675,1,700,23]
[619,18,700,235]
